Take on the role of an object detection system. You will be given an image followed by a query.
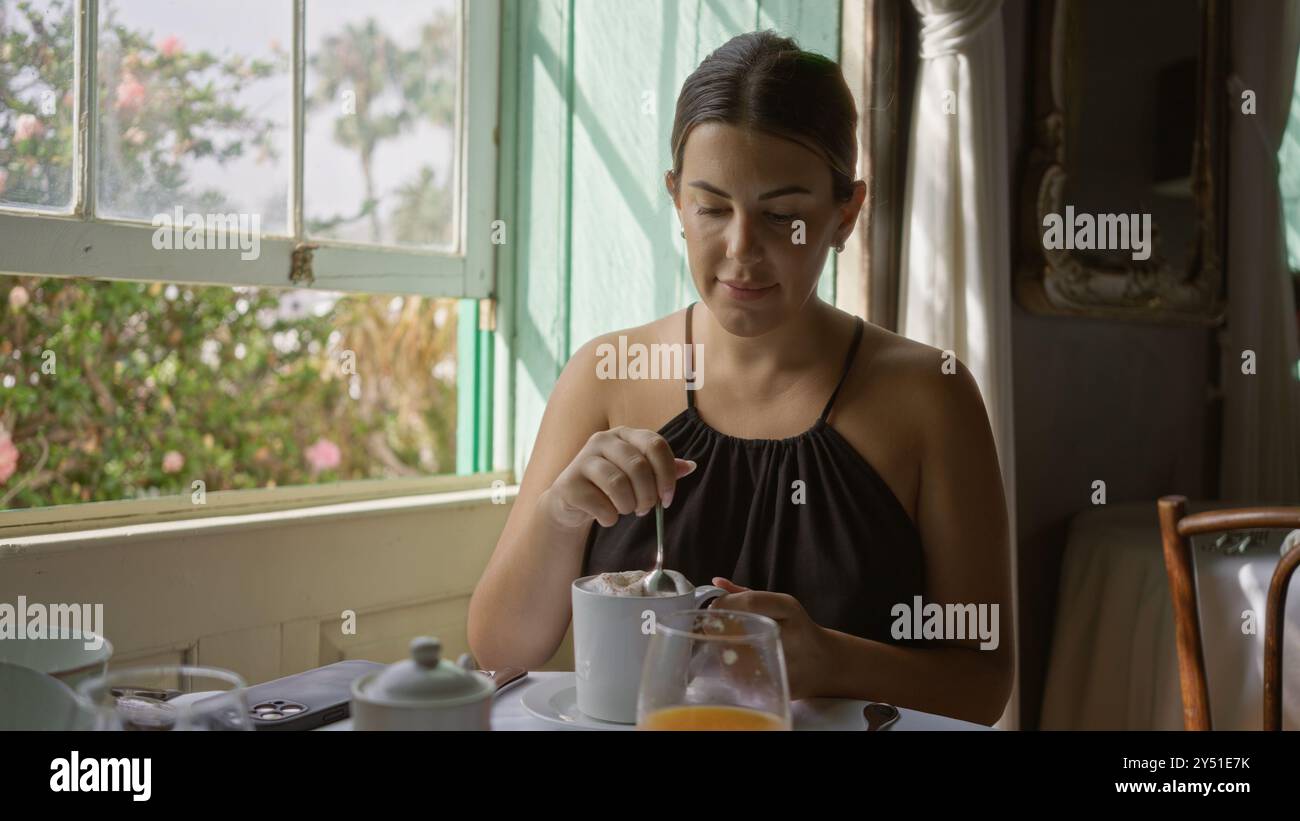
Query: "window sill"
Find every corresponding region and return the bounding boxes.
[0,473,518,556]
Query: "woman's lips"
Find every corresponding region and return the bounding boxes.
[718,278,777,301]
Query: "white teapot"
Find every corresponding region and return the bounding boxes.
[350,637,494,731]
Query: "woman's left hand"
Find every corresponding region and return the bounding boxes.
[709,577,836,700]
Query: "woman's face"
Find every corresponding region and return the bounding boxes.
[667,122,865,336]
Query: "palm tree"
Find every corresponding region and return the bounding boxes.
[306,11,459,244]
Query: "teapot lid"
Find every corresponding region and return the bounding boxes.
[366,637,493,704]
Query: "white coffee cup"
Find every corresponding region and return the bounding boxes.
[571,574,726,724]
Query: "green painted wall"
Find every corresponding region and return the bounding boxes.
[501,0,842,476]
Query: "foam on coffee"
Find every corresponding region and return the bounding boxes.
[580,569,689,597]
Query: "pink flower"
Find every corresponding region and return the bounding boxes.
[161,450,184,474]
[123,126,147,146]
[157,35,184,58]
[116,75,146,112]
[0,433,18,485]
[305,438,341,472]
[8,285,28,311]
[13,113,44,142]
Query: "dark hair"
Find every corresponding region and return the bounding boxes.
[668,30,859,204]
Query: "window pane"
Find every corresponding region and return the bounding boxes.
[0,0,76,213]
[304,0,460,249]
[1280,50,1300,375]
[1281,49,1300,272]
[0,275,460,510]
[94,0,291,233]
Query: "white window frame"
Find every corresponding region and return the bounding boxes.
[0,469,514,540]
[0,0,506,536]
[0,0,499,299]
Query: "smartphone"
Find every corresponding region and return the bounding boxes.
[241,660,385,731]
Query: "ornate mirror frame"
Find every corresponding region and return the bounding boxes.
[1016,0,1228,324]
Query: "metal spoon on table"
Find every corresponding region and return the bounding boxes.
[642,502,678,596]
[863,702,900,731]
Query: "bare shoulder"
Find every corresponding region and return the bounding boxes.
[827,317,993,520]
[856,323,988,422]
[582,308,687,350]
[857,330,997,500]
[568,309,687,376]
[563,309,690,430]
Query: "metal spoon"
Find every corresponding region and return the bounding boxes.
[863,702,900,731]
[642,502,678,595]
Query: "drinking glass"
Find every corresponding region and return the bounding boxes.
[77,665,254,731]
[636,609,791,730]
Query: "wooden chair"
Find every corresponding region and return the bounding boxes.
[1157,495,1300,730]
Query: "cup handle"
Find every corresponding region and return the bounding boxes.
[693,585,728,609]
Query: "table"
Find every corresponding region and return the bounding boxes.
[1039,501,1300,730]
[317,671,993,731]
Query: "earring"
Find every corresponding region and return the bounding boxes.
[833,241,844,253]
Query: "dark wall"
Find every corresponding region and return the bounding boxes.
[1001,0,1215,728]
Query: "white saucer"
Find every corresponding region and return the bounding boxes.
[520,673,636,731]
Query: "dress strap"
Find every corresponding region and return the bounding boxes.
[684,302,696,409]
[818,316,865,423]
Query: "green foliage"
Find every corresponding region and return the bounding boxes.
[94,0,284,216]
[1,278,459,509]
[0,2,462,508]
[0,0,78,207]
[0,0,283,212]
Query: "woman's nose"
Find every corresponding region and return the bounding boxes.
[726,213,764,266]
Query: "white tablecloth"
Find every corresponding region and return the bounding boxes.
[319,671,992,731]
[1039,501,1300,730]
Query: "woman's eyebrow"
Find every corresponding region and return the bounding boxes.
[687,181,813,200]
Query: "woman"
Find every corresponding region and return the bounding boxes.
[468,30,1013,725]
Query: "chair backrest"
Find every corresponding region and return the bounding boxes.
[1157,495,1300,731]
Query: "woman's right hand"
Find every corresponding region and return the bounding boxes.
[541,426,697,530]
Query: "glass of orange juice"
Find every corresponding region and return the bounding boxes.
[636,609,791,730]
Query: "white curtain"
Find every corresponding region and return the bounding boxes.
[1221,1,1300,504]
[898,0,1019,728]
